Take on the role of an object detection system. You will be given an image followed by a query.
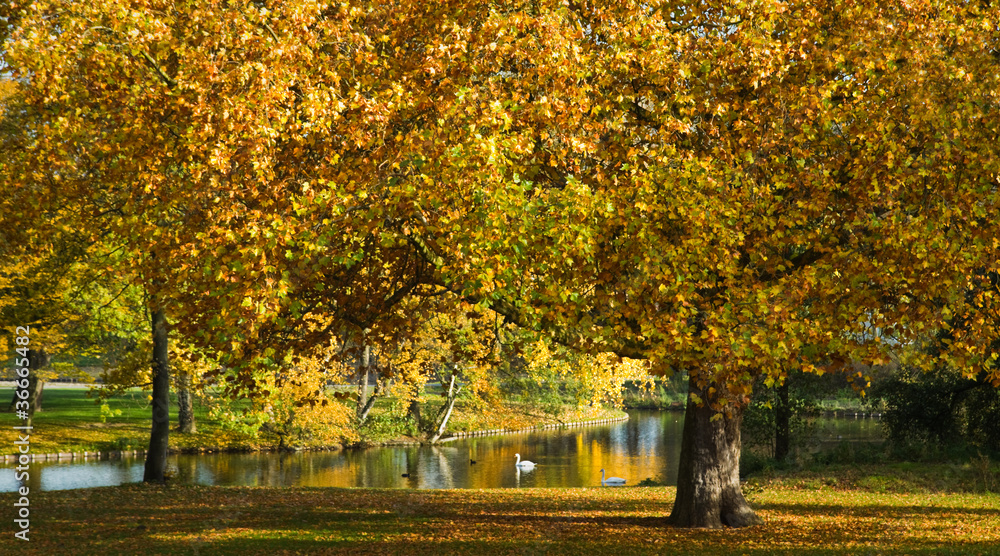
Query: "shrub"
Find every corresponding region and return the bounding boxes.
[870,366,1000,453]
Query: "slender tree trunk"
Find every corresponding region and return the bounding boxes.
[428,372,461,444]
[357,391,377,424]
[668,375,761,528]
[775,380,791,462]
[356,344,375,423]
[144,307,171,483]
[176,370,196,433]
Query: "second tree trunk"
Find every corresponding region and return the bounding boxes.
[144,307,171,483]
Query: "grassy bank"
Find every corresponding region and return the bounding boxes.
[1,465,999,555]
[0,387,251,454]
[620,378,687,410]
[0,387,626,455]
[745,461,1000,494]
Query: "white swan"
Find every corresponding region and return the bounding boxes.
[601,469,626,486]
[515,453,535,468]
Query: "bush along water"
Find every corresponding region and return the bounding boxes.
[869,365,1000,454]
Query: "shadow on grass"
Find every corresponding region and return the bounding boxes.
[757,501,1000,518]
[2,485,999,555]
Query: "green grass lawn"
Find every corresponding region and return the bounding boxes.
[0,387,257,454]
[0,475,997,555]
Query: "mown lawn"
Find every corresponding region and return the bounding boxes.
[1,478,998,555]
[0,387,255,454]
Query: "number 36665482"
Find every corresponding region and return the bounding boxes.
[13,326,31,410]
[13,325,31,378]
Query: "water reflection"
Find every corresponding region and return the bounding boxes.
[0,411,879,492]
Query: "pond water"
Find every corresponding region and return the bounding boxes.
[0,411,882,492]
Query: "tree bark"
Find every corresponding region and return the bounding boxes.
[357,390,377,424]
[667,375,762,528]
[176,370,196,433]
[775,380,791,462]
[144,306,171,483]
[26,349,48,413]
[356,344,374,423]
[9,348,48,416]
[408,399,422,427]
[428,371,461,444]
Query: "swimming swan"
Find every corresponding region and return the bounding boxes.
[601,468,626,486]
[515,453,535,468]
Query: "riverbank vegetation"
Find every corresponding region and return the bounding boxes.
[2,286,643,456]
[0,385,625,455]
[2,463,999,555]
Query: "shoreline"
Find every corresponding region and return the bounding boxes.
[0,410,631,464]
[1,406,885,463]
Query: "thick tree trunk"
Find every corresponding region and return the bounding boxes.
[25,373,44,415]
[144,307,171,483]
[408,399,422,429]
[668,376,762,528]
[775,380,791,462]
[26,349,48,414]
[176,370,196,433]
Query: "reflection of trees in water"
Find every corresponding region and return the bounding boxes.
[21,461,43,493]
[352,448,406,488]
[174,454,199,484]
[812,416,883,441]
[402,449,417,488]
[609,423,629,453]
[635,414,662,458]
[9,414,877,492]
[416,446,461,489]
[259,453,289,487]
[243,448,412,488]
[26,458,143,491]
[413,446,453,489]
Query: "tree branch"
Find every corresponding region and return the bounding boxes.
[138,50,177,89]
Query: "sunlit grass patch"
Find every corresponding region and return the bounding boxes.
[1,481,998,555]
[749,462,1000,494]
[0,387,257,454]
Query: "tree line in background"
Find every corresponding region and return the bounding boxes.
[3,0,1000,529]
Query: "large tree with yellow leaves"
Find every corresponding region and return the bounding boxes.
[4,0,1000,527]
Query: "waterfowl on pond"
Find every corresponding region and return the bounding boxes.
[515,453,535,468]
[601,469,626,486]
